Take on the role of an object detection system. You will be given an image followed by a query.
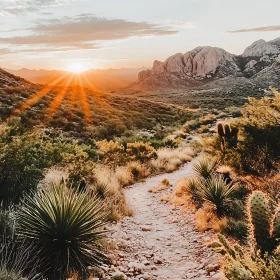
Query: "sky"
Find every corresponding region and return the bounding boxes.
[0,0,280,71]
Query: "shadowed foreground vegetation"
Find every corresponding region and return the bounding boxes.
[173,87,280,279]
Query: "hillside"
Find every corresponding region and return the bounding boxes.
[0,67,192,139]
[5,67,148,92]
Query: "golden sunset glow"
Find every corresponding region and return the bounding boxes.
[68,63,87,74]
[10,71,96,124]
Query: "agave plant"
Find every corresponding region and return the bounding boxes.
[196,174,236,216]
[192,157,218,179]
[17,185,108,280]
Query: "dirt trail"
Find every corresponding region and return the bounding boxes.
[103,160,225,280]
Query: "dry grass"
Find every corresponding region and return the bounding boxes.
[151,146,195,173]
[90,165,132,221]
[194,203,227,232]
[217,165,233,174]
[115,166,134,187]
[38,167,68,189]
[149,178,171,193]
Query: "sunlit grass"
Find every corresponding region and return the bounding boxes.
[10,71,97,124]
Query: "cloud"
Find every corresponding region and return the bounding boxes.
[0,48,13,55]
[0,14,177,52]
[0,0,69,15]
[228,25,280,33]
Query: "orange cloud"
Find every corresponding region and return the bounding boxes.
[0,14,178,52]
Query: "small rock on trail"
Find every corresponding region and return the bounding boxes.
[103,160,226,280]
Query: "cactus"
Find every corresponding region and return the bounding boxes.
[218,234,236,259]
[271,206,280,239]
[225,265,252,280]
[216,123,225,137]
[224,123,232,138]
[216,122,239,150]
[248,191,271,252]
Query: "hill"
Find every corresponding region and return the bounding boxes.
[0,67,192,139]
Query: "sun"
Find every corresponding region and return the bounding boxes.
[68,62,87,74]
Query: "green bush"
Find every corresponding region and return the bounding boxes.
[17,185,108,280]
[126,142,156,162]
[218,89,280,175]
[0,132,57,206]
[221,218,248,242]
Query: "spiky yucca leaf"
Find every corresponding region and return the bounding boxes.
[192,157,218,179]
[185,177,200,197]
[197,175,236,215]
[17,185,108,280]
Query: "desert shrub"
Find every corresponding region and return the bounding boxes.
[0,132,57,206]
[93,183,109,199]
[219,234,280,280]
[184,177,201,201]
[127,161,150,180]
[17,185,107,280]
[96,140,125,165]
[61,143,96,188]
[126,142,156,162]
[218,88,280,175]
[221,218,248,242]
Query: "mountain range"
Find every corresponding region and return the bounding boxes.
[5,68,148,92]
[128,38,280,92]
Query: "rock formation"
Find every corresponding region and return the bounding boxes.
[132,38,280,91]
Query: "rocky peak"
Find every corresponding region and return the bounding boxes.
[147,46,238,80]
[242,39,280,57]
[183,46,237,78]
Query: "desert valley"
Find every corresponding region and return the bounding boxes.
[0,1,280,279]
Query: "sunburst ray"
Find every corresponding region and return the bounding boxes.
[45,74,74,119]
[10,73,70,117]
[78,75,92,123]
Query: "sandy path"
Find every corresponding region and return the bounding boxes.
[102,160,225,280]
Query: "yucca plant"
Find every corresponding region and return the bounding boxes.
[17,185,108,280]
[94,182,110,199]
[196,175,236,216]
[192,157,218,179]
[184,177,201,198]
